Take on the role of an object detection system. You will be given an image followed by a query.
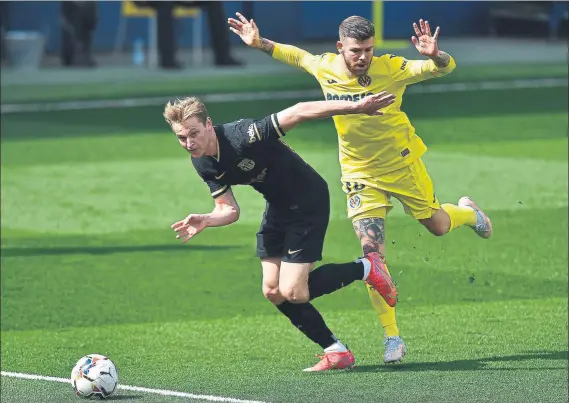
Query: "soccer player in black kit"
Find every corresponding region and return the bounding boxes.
[164,93,398,371]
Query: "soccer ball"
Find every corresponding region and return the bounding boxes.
[71,354,118,399]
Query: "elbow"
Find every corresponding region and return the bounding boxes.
[291,102,305,118]
[278,103,304,132]
[212,203,240,225]
[292,102,316,122]
[225,204,240,224]
[231,206,240,223]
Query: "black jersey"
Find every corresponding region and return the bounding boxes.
[191,113,328,209]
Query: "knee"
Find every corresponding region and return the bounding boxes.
[421,217,449,236]
[427,225,448,237]
[280,285,310,304]
[262,285,284,305]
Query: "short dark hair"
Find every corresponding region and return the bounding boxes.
[339,16,375,41]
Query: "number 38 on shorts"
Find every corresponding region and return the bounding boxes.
[340,159,441,221]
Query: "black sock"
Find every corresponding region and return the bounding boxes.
[276,301,336,349]
[308,261,364,301]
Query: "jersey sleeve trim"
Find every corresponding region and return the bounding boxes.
[212,185,229,198]
[270,113,285,137]
[252,123,262,141]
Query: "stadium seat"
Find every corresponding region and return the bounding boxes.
[115,1,203,68]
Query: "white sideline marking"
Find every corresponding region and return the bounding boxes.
[1,78,566,114]
[1,371,269,403]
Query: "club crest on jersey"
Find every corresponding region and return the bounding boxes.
[249,168,267,183]
[237,158,255,171]
[349,195,361,209]
[358,74,372,87]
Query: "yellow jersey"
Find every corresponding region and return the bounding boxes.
[272,44,456,180]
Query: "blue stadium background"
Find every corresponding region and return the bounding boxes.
[7,1,491,53]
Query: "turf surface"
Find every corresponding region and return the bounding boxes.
[1,62,567,103]
[1,66,567,402]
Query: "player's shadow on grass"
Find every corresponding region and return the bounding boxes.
[351,351,568,373]
[1,244,241,257]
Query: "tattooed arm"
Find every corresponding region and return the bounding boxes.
[389,18,456,84]
[257,37,275,56]
[353,217,386,261]
[228,12,320,74]
[430,51,451,68]
[228,13,277,57]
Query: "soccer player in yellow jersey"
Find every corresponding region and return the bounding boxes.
[229,13,493,364]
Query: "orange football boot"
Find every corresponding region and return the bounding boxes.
[364,252,398,307]
[303,350,355,372]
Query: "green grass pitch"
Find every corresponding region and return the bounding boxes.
[1,73,568,402]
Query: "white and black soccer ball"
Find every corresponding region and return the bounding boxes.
[71,354,118,399]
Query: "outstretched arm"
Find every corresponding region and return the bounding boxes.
[228,12,320,74]
[257,37,276,56]
[387,19,456,85]
[204,190,240,227]
[429,50,452,69]
[171,189,240,243]
[276,92,396,132]
[411,19,453,68]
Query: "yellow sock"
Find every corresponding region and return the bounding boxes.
[441,203,477,233]
[366,263,399,337]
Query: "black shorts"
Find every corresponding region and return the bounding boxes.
[256,198,330,264]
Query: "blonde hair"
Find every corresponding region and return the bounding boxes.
[163,96,209,126]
